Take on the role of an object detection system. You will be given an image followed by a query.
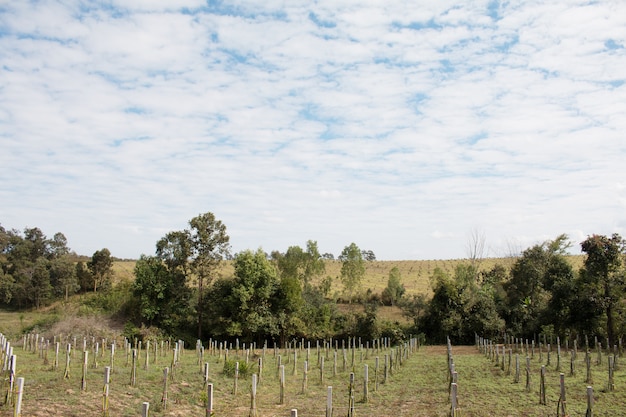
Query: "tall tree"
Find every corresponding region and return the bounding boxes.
[88,248,113,292]
[580,234,626,347]
[156,212,230,339]
[188,212,230,339]
[339,242,365,302]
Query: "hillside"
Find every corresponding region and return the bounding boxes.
[112,255,586,296]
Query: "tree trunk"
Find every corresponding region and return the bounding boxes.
[197,275,203,339]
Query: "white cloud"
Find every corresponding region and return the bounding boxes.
[2,1,625,260]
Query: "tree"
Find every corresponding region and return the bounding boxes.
[88,248,113,292]
[204,249,279,342]
[157,212,231,339]
[188,212,230,339]
[361,250,376,261]
[275,240,325,285]
[503,235,573,338]
[133,255,190,332]
[49,255,78,300]
[339,243,365,302]
[580,234,626,347]
[466,228,486,271]
[31,257,52,309]
[382,266,405,306]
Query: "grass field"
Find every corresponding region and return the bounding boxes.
[1,335,624,417]
[112,256,586,297]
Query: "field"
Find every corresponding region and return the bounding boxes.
[1,333,625,417]
[112,256,586,297]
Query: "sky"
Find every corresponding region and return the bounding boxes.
[1,0,626,261]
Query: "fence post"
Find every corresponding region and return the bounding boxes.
[539,365,546,405]
[162,367,169,410]
[103,366,111,417]
[14,377,24,417]
[585,385,593,417]
[279,364,285,405]
[325,385,332,417]
[206,383,214,417]
[249,373,258,417]
[558,373,567,417]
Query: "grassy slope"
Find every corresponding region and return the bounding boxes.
[113,255,585,296]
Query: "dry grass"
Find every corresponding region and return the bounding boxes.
[113,255,585,297]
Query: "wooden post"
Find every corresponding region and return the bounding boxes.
[161,367,169,410]
[302,360,308,393]
[64,343,71,379]
[206,383,214,417]
[558,373,567,417]
[375,356,379,392]
[103,367,111,417]
[144,341,150,371]
[81,351,89,391]
[326,386,333,417]
[110,343,115,371]
[233,361,239,395]
[258,357,263,383]
[348,373,355,417]
[279,365,285,405]
[320,356,325,385]
[203,362,209,387]
[525,356,531,392]
[141,402,149,417]
[54,342,60,370]
[130,349,137,386]
[539,365,546,405]
[249,373,258,417]
[586,385,593,417]
[363,364,369,403]
[608,355,615,391]
[450,382,458,417]
[514,354,520,383]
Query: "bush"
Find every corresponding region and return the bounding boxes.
[223,359,255,377]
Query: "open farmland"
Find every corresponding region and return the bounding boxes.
[1,333,624,417]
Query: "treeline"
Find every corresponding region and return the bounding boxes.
[2,215,626,349]
[0,224,115,308]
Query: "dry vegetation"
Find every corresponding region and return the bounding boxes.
[113,255,586,297]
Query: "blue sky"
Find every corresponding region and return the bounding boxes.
[1,0,626,260]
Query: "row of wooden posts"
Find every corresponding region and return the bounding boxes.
[476,334,620,417]
[4,331,421,416]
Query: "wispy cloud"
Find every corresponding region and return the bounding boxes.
[2,0,625,260]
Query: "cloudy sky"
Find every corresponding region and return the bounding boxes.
[1,1,625,260]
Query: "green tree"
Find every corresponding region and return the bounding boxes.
[382,266,405,306]
[580,234,626,347]
[88,248,113,293]
[49,255,78,300]
[204,249,279,342]
[75,261,93,293]
[275,240,325,285]
[156,212,230,339]
[339,243,365,302]
[133,255,191,333]
[31,257,52,309]
[504,235,572,338]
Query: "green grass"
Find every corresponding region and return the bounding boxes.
[1,336,624,417]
